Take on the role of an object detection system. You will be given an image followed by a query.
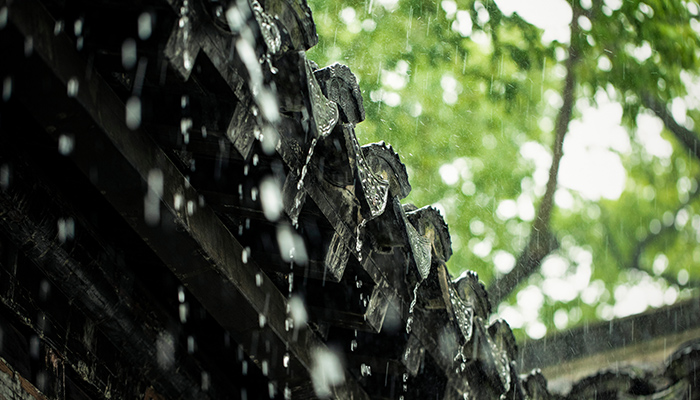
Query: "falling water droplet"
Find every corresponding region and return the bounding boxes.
[178,286,185,303]
[179,303,188,323]
[360,363,372,376]
[58,135,75,155]
[183,50,192,70]
[187,335,196,354]
[0,7,7,30]
[187,200,195,216]
[138,12,153,40]
[126,96,141,129]
[2,76,11,102]
[74,17,83,36]
[24,37,33,56]
[201,371,210,391]
[122,38,137,69]
[255,272,263,287]
[173,193,184,211]
[260,177,283,221]
[57,217,75,243]
[0,164,9,190]
[405,281,421,334]
[67,77,79,97]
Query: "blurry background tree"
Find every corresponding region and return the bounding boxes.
[306,0,700,340]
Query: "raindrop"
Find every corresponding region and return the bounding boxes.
[187,200,195,216]
[183,50,193,71]
[261,125,279,155]
[256,273,263,287]
[24,36,33,56]
[181,95,189,109]
[268,382,275,398]
[201,371,210,391]
[201,126,207,138]
[260,177,283,221]
[122,38,137,69]
[67,77,79,97]
[405,281,421,334]
[0,7,7,30]
[36,371,47,392]
[144,169,163,225]
[73,17,83,36]
[173,193,184,211]
[126,96,141,129]
[187,335,196,354]
[30,335,40,358]
[0,164,8,190]
[355,220,367,261]
[57,217,75,242]
[39,280,51,301]
[289,295,308,327]
[2,76,11,102]
[283,352,290,368]
[76,37,83,51]
[284,384,292,400]
[242,247,250,264]
[262,359,269,375]
[138,12,153,40]
[253,154,259,166]
[242,360,248,375]
[178,286,185,303]
[179,303,188,323]
[311,348,345,398]
[58,134,74,155]
[181,118,192,144]
[251,187,258,202]
[350,339,357,351]
[276,224,308,264]
[360,363,372,376]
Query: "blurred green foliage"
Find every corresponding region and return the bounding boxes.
[306,0,700,338]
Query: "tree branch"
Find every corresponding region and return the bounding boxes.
[487,12,580,306]
[641,93,700,162]
[628,176,700,275]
